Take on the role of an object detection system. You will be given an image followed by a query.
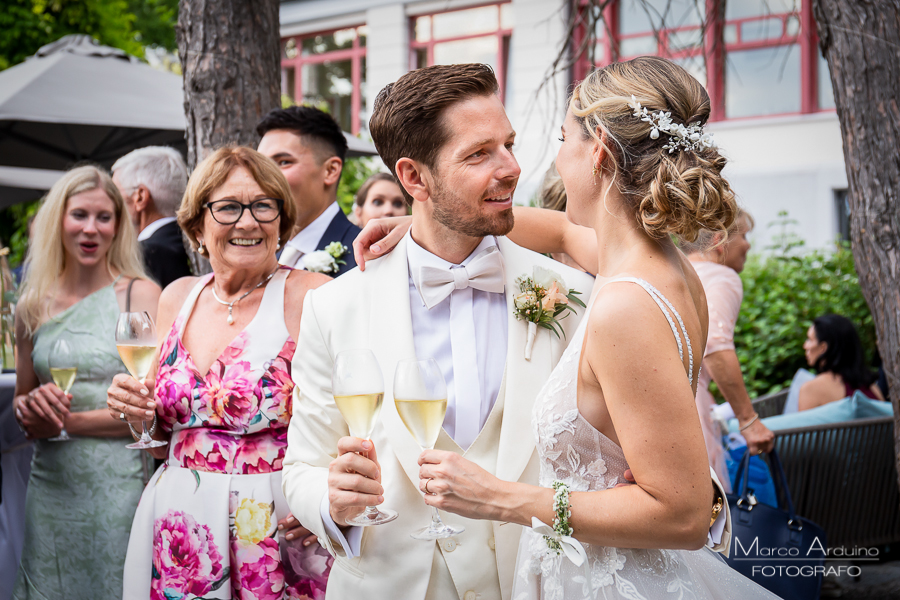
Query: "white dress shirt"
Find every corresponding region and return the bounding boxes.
[137,216,176,242]
[319,229,509,556]
[280,202,340,269]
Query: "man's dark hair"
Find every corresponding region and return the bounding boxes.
[256,106,349,163]
[369,63,499,202]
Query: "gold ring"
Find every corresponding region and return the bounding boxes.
[424,478,435,496]
[757,449,764,456]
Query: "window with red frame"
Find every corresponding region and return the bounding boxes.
[281,26,368,135]
[574,0,835,121]
[409,2,513,102]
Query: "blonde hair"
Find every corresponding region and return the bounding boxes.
[678,208,755,254]
[18,165,146,335]
[572,56,736,242]
[177,146,297,250]
[540,161,567,212]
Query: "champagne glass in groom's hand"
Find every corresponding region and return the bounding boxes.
[332,349,398,526]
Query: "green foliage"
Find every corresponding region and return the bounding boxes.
[126,0,178,51]
[0,200,40,269]
[337,157,378,216]
[734,214,875,398]
[0,0,147,70]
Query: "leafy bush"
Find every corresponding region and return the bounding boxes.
[734,219,876,398]
[337,157,378,217]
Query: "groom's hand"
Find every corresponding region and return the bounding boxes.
[328,436,385,526]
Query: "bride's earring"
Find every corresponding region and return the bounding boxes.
[592,164,600,182]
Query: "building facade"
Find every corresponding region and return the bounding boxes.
[279,0,847,250]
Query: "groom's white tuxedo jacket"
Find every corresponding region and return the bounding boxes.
[283,235,595,600]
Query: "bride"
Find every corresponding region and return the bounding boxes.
[362,57,779,599]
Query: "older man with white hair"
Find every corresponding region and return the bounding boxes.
[112,146,192,288]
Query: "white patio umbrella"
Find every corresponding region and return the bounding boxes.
[0,35,377,208]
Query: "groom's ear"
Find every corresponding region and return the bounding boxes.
[395,158,432,204]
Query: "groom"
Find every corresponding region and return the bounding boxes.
[282,63,595,599]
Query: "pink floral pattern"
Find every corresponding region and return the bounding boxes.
[151,510,226,600]
[145,268,331,599]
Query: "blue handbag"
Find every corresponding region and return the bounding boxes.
[724,448,827,600]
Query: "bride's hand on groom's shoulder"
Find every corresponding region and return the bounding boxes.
[328,437,385,526]
[352,215,412,271]
[418,450,505,522]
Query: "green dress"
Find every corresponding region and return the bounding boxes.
[13,281,144,599]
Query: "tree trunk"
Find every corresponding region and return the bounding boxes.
[176,0,281,274]
[813,0,900,480]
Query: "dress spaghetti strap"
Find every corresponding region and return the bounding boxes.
[604,277,695,386]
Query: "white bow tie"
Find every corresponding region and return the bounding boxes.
[417,246,505,309]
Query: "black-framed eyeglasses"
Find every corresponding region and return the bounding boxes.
[203,198,284,224]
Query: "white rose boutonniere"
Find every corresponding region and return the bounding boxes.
[514,266,585,360]
[304,242,348,274]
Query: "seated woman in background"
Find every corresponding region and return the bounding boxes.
[352,172,407,228]
[800,313,884,410]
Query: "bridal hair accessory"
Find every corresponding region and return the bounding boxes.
[304,241,348,274]
[627,95,716,154]
[514,266,585,360]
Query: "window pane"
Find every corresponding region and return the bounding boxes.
[359,55,369,132]
[726,0,798,20]
[619,0,704,36]
[433,6,498,39]
[673,55,707,89]
[726,45,801,118]
[302,60,353,131]
[500,3,514,30]
[433,36,500,71]
[415,47,428,69]
[281,67,296,102]
[786,15,800,36]
[302,28,357,56]
[620,35,658,57]
[283,38,299,60]
[724,24,738,44]
[415,16,431,42]
[669,28,703,52]
[358,26,368,47]
[818,50,835,110]
[741,17,784,43]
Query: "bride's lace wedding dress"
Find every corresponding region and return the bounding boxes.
[513,278,779,600]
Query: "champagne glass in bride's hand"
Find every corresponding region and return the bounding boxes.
[47,337,76,441]
[393,358,463,540]
[332,349,398,526]
[116,311,166,450]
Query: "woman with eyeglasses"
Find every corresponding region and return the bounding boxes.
[106,146,333,599]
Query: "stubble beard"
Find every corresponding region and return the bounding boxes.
[430,176,515,238]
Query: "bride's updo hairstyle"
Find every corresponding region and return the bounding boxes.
[572,56,736,242]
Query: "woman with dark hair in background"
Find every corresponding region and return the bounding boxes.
[799,313,884,410]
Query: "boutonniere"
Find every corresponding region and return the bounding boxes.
[304,242,348,274]
[514,266,586,360]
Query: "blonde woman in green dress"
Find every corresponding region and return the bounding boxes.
[12,165,161,599]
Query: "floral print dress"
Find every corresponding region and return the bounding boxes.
[122,268,332,600]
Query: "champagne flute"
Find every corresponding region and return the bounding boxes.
[47,337,76,441]
[332,349,398,526]
[393,358,464,540]
[115,311,166,450]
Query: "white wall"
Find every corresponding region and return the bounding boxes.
[709,112,847,251]
[506,0,569,205]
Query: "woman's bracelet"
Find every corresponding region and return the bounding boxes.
[128,412,158,439]
[739,413,760,432]
[544,481,574,553]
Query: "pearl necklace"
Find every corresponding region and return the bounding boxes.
[210,267,279,325]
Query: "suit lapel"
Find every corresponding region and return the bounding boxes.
[495,237,554,483]
[316,209,351,251]
[366,237,427,490]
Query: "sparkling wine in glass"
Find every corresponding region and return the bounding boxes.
[47,337,76,441]
[393,358,464,540]
[115,311,166,450]
[332,349,398,526]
